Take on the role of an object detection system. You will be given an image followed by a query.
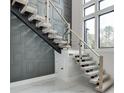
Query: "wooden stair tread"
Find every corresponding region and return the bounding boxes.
[12,0,28,6]
[28,14,45,22]
[85,70,99,76]
[89,74,109,84]
[81,65,98,70]
[36,22,51,28]
[96,79,113,92]
[80,61,95,65]
[21,5,37,14]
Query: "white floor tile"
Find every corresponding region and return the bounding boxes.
[11,77,114,93]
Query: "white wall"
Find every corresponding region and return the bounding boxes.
[72,0,83,49]
[86,49,114,79]
[98,49,114,78]
[55,49,83,82]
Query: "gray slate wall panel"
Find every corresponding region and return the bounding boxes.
[10,0,71,82]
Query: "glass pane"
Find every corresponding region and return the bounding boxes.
[85,5,95,16]
[100,0,114,10]
[84,0,91,4]
[100,12,114,48]
[85,18,95,48]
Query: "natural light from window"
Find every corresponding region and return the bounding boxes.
[100,12,114,48]
[84,0,91,4]
[100,0,114,10]
[85,18,95,48]
[83,0,114,49]
[85,5,95,16]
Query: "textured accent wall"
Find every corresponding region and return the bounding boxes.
[10,0,71,82]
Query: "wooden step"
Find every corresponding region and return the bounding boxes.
[36,22,51,28]
[89,74,109,84]
[75,57,92,62]
[75,56,92,61]
[75,54,89,58]
[41,27,51,32]
[81,65,98,71]
[95,79,113,92]
[12,0,28,6]
[20,5,37,14]
[80,61,95,65]
[54,39,67,44]
[28,14,45,22]
[48,34,63,39]
[42,29,57,34]
[59,44,71,48]
[82,56,92,60]
[85,70,99,77]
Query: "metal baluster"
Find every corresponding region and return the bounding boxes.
[67,23,71,45]
[79,40,82,64]
[99,56,103,90]
[46,0,49,23]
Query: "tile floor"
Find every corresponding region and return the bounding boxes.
[11,77,114,93]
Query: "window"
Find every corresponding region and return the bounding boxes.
[82,0,114,49]
[100,0,114,10]
[100,12,114,48]
[85,18,95,48]
[84,0,91,4]
[84,5,95,16]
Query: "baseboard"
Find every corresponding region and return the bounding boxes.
[10,74,56,88]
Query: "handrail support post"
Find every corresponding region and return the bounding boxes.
[67,23,71,45]
[46,0,49,23]
[99,56,103,90]
[79,40,82,63]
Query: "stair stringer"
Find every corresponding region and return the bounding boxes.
[74,51,114,92]
[11,6,61,53]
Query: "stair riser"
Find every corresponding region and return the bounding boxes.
[12,0,28,6]
[36,23,51,28]
[85,72,99,78]
[80,63,95,66]
[43,30,57,34]
[81,66,98,70]
[89,75,110,85]
[75,58,92,63]
[95,79,113,92]
[28,16,45,22]
[21,6,37,15]
[48,35,62,39]
[75,54,89,58]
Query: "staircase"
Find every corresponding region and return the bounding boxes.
[11,0,70,53]
[74,54,113,92]
[11,0,114,92]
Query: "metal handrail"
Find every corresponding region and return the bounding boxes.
[70,29,100,57]
[49,0,100,57]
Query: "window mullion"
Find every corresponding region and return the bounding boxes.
[82,0,85,50]
[95,0,99,49]
[84,0,95,8]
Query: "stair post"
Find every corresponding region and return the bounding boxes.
[46,0,49,23]
[99,56,103,90]
[79,40,82,63]
[67,23,71,46]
